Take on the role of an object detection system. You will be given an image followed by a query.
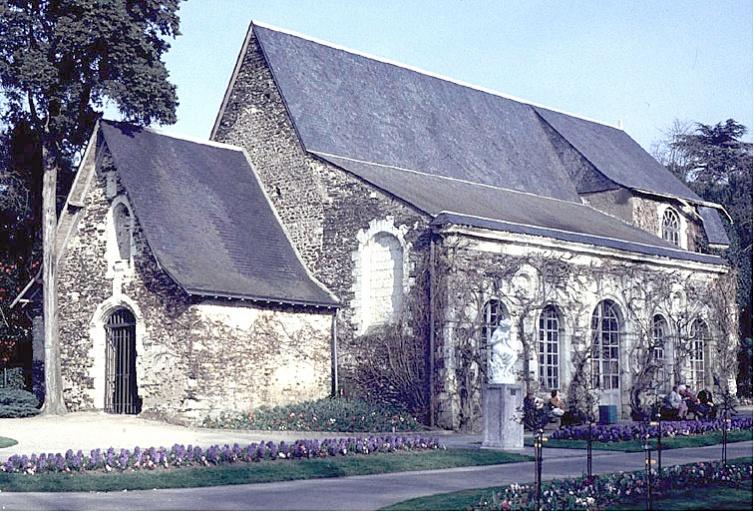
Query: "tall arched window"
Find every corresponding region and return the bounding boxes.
[661,208,681,246]
[690,319,709,390]
[591,300,622,390]
[361,232,403,328]
[113,202,133,262]
[652,315,669,391]
[538,306,561,390]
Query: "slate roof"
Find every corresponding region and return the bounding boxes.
[243,23,729,259]
[100,121,338,307]
[315,153,723,266]
[699,207,731,246]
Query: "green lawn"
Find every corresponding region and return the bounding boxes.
[0,448,531,493]
[526,428,753,452]
[0,437,18,449]
[384,480,753,511]
[608,480,752,510]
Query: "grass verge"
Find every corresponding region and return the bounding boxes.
[608,479,752,510]
[382,457,753,511]
[0,437,18,449]
[525,428,753,452]
[0,448,531,493]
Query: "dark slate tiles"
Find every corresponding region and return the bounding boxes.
[100,120,337,307]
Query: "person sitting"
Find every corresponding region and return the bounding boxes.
[548,390,566,417]
[696,388,716,419]
[664,385,687,419]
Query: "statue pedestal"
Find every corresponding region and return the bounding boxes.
[482,383,524,449]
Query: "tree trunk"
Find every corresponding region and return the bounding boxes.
[40,141,66,415]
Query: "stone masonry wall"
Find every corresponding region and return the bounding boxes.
[212,31,431,373]
[57,148,332,424]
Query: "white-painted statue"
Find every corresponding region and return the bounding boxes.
[488,317,521,384]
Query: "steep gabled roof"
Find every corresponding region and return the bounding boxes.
[213,22,728,265]
[100,121,338,308]
[250,24,582,201]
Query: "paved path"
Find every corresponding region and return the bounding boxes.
[0,412,453,461]
[0,440,749,510]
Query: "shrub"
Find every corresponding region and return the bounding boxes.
[0,367,26,390]
[202,398,422,432]
[0,435,443,474]
[0,388,39,418]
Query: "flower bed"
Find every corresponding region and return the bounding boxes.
[551,417,753,442]
[202,398,422,432]
[477,459,752,510]
[0,435,442,475]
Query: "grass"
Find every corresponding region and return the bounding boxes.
[0,437,18,449]
[608,479,752,510]
[0,448,531,493]
[382,457,754,511]
[525,428,753,452]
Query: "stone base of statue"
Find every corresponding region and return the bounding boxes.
[482,383,524,450]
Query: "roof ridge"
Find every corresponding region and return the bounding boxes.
[251,20,622,131]
[312,150,589,207]
[102,119,245,153]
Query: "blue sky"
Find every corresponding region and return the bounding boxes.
[158,0,752,151]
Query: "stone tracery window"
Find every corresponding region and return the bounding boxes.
[661,208,681,246]
[652,314,669,392]
[690,319,709,390]
[591,300,622,390]
[538,305,561,390]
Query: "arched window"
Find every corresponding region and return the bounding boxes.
[652,315,669,391]
[661,208,681,246]
[361,232,403,328]
[591,300,622,390]
[538,306,561,390]
[690,320,709,390]
[113,202,133,262]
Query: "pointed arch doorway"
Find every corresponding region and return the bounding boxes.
[104,308,141,414]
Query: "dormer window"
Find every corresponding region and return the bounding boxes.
[661,208,681,246]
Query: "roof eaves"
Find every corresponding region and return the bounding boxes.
[185,287,339,309]
[431,211,725,267]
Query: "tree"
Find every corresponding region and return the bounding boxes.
[0,0,181,413]
[652,119,752,396]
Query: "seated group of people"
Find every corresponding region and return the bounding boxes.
[525,390,567,419]
[663,384,717,420]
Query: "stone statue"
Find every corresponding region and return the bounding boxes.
[488,316,521,384]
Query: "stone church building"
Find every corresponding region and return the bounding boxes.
[15,22,735,429]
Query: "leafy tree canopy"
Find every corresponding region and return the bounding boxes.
[0,0,180,167]
[654,118,752,395]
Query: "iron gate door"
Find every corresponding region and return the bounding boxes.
[105,308,140,414]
